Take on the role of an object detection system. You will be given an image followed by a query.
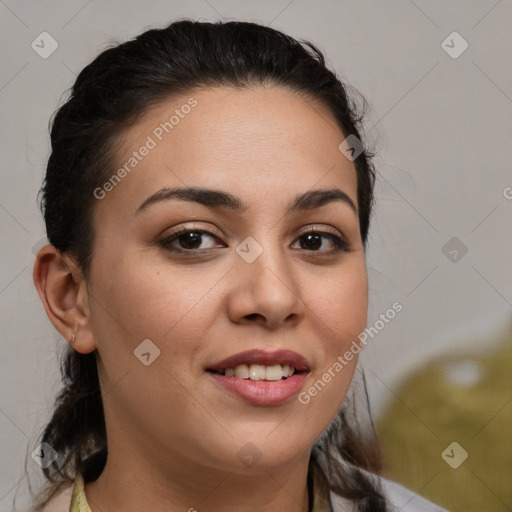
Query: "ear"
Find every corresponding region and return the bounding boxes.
[32,243,96,354]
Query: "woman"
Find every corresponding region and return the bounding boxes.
[31,19,448,512]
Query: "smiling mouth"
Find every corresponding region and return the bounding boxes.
[207,363,306,381]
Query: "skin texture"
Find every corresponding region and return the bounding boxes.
[33,85,368,512]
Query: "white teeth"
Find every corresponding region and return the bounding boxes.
[234,364,250,379]
[222,363,296,380]
[265,364,283,381]
[249,364,266,380]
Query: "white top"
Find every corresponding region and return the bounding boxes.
[330,474,449,511]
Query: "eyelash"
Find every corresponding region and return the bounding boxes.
[158,225,351,255]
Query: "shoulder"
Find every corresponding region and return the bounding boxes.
[329,472,450,512]
[39,481,73,512]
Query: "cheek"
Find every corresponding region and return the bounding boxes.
[89,257,226,432]
[89,255,228,380]
[296,261,367,428]
[95,256,213,335]
[307,260,368,350]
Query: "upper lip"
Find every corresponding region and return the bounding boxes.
[207,349,310,372]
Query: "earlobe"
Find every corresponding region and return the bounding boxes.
[32,243,97,354]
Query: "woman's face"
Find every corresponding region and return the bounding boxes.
[84,85,368,474]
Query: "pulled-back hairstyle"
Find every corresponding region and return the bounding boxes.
[32,18,386,511]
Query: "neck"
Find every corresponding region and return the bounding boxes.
[84,441,312,512]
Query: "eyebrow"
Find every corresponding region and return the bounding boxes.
[135,186,357,216]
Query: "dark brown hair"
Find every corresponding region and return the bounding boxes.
[32,18,386,511]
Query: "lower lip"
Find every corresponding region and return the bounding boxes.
[207,371,309,406]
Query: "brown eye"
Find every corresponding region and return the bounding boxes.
[159,229,223,252]
[292,230,349,253]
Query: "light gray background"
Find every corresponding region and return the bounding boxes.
[1,1,511,510]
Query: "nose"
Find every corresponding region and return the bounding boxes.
[226,242,306,329]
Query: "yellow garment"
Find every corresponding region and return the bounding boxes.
[69,471,330,512]
[69,473,91,512]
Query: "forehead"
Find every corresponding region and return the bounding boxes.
[94,86,358,220]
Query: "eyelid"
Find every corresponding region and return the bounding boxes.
[162,222,347,244]
[163,223,224,239]
[294,224,346,240]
